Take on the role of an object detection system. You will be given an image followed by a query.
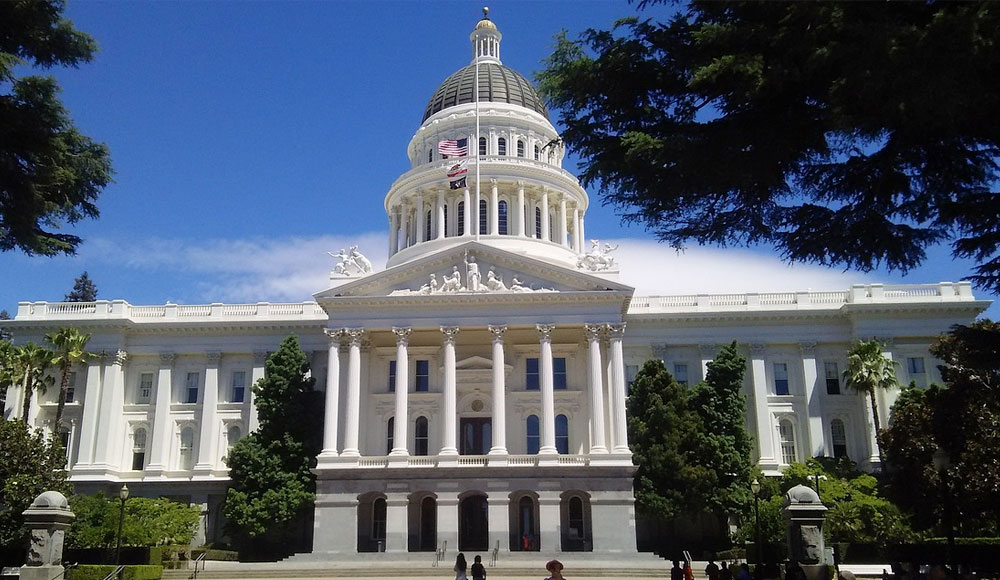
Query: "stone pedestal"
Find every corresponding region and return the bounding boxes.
[782,484,829,580]
[20,491,75,580]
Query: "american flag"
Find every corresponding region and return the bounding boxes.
[447,160,468,179]
[438,138,468,157]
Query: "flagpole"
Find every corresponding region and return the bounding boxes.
[474,19,481,243]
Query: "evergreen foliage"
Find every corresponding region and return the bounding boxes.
[66,271,98,302]
[46,326,92,433]
[0,419,71,549]
[843,338,899,466]
[537,2,1000,293]
[0,309,11,341]
[223,335,322,555]
[10,342,55,422]
[67,494,200,548]
[0,1,113,256]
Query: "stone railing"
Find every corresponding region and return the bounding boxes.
[628,282,976,314]
[326,454,596,469]
[15,300,328,322]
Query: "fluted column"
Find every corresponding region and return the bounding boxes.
[391,327,411,456]
[249,351,266,432]
[440,326,460,455]
[540,190,550,242]
[489,178,499,235]
[607,323,630,453]
[75,354,106,467]
[93,350,127,469]
[489,325,508,455]
[559,197,567,246]
[800,342,825,458]
[321,330,343,456]
[341,329,365,457]
[537,324,557,455]
[463,188,472,236]
[578,215,585,249]
[399,200,409,248]
[572,207,580,251]
[194,351,221,473]
[516,182,526,237]
[416,194,425,243]
[436,190,446,239]
[147,352,175,473]
[389,209,399,255]
[585,324,608,454]
[749,343,776,463]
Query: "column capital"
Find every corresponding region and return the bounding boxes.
[344,328,365,346]
[392,327,412,345]
[488,325,507,342]
[516,180,525,189]
[112,349,128,367]
[536,324,555,341]
[583,323,603,342]
[490,177,498,187]
[159,352,176,366]
[206,351,222,365]
[605,322,626,340]
[253,350,269,364]
[799,341,817,355]
[440,326,460,344]
[324,328,344,343]
[749,343,767,355]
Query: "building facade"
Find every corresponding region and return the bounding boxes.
[2,15,989,557]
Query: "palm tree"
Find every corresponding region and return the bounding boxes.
[14,342,55,423]
[0,339,13,417]
[46,327,92,433]
[843,338,900,467]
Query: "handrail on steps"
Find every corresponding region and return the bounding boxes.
[189,552,208,580]
[433,540,447,567]
[490,540,500,567]
[99,565,125,580]
[49,562,78,580]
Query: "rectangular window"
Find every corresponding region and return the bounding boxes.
[773,363,789,395]
[415,360,429,392]
[231,371,246,403]
[137,372,154,404]
[824,362,840,395]
[185,372,199,404]
[907,357,926,374]
[673,363,688,387]
[778,421,797,464]
[526,358,540,390]
[388,360,396,392]
[553,357,567,390]
[66,371,77,403]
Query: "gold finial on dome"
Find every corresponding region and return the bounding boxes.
[476,6,497,30]
[484,6,489,18]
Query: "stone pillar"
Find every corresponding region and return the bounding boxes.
[147,353,175,474]
[585,324,608,454]
[321,330,342,456]
[537,324,557,455]
[75,354,105,466]
[590,491,637,553]
[487,493,510,554]
[391,327,411,456]
[463,188,471,236]
[389,208,399,255]
[440,326,460,455]
[699,343,717,382]
[607,324,630,453]
[488,325,508,455]
[312,492,359,554]
[93,350,127,469]
[516,182,526,237]
[194,352,222,473]
[20,491,75,580]
[782,485,830,578]
[537,491,561,551]
[559,197,567,246]
[248,351,267,432]
[572,207,580,252]
[541,190,550,241]
[400,200,409,248]
[490,178,499,235]
[416,194,425,243]
[800,342,826,458]
[437,496,459,555]
[437,190,446,239]
[385,493,409,553]
[341,329,365,457]
[578,216,585,249]
[749,344,776,464]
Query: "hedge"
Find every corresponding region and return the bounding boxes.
[70,564,162,580]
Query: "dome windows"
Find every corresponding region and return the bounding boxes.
[498,137,507,156]
[517,140,525,158]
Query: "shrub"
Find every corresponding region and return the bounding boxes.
[70,564,162,580]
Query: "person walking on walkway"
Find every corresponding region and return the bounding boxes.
[545,559,565,580]
[454,552,468,580]
[471,554,486,580]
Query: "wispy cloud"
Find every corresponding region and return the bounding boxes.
[81,233,875,304]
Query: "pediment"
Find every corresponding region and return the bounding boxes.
[456,355,494,370]
[313,241,633,302]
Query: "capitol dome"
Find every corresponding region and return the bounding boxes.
[422,63,549,122]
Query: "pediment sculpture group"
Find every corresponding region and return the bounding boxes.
[391,251,555,296]
[328,245,374,276]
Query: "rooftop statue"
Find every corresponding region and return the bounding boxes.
[328,246,373,276]
[577,239,618,271]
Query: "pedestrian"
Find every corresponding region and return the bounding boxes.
[720,562,732,580]
[672,561,684,580]
[706,560,721,580]
[685,562,695,580]
[454,552,468,580]
[736,563,752,580]
[471,554,486,580]
[545,559,565,580]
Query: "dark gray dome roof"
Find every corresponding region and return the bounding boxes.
[422,62,549,122]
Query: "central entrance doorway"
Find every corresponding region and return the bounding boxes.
[460,418,492,455]
[459,494,489,551]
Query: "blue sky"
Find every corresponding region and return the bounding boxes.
[1,0,995,319]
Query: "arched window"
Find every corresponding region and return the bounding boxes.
[131,427,147,471]
[457,201,465,236]
[425,210,432,241]
[498,200,508,235]
[428,149,433,163]
[778,420,797,464]
[479,137,487,156]
[831,419,848,458]
[479,199,488,235]
[415,416,429,456]
[535,207,542,239]
[387,417,395,454]
[517,140,525,157]
[372,498,387,542]
[498,137,507,156]
[568,496,585,539]
[555,414,569,454]
[526,415,540,454]
[518,496,536,551]
[179,427,195,471]
[534,144,540,160]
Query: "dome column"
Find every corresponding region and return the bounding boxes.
[463,187,472,236]
[437,190,446,240]
[559,196,568,247]
[578,215,586,251]
[399,200,409,249]
[490,179,499,235]
[416,193,425,243]
[541,189,550,242]
[572,206,581,252]
[516,182,526,237]
[389,209,399,255]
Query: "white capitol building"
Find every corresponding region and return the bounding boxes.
[3,14,988,558]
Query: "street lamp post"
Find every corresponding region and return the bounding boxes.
[812,473,828,502]
[115,484,129,572]
[751,478,762,578]
[932,448,956,578]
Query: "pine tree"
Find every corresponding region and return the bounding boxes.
[65,271,98,302]
[0,309,11,341]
